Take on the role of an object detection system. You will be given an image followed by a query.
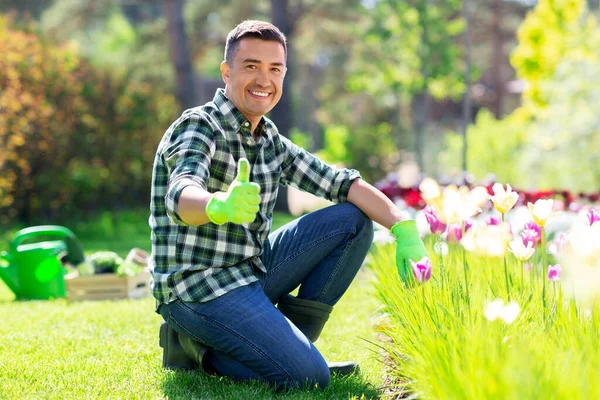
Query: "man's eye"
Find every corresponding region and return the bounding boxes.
[246,65,257,70]
[271,68,280,73]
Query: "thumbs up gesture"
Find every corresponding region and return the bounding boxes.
[206,158,261,225]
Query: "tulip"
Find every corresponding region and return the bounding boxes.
[447,219,473,242]
[419,178,444,219]
[548,264,561,281]
[523,221,541,237]
[588,208,600,226]
[490,183,519,213]
[460,223,512,258]
[501,301,521,324]
[409,257,432,283]
[527,199,560,227]
[419,177,442,202]
[440,185,488,224]
[554,232,569,253]
[509,240,535,261]
[423,206,447,234]
[521,229,539,248]
[484,299,520,324]
[486,215,501,226]
[556,224,600,306]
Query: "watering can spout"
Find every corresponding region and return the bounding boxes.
[0,251,19,297]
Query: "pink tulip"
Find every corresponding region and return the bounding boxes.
[523,221,542,237]
[448,219,473,242]
[424,206,447,234]
[410,257,432,283]
[554,232,568,253]
[548,264,561,281]
[486,215,501,226]
[588,209,600,226]
[521,229,539,248]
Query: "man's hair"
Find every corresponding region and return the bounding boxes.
[224,20,287,65]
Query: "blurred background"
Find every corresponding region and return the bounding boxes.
[1,0,599,230]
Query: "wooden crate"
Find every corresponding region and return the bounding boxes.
[65,269,151,301]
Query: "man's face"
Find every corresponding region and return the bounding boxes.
[221,38,286,124]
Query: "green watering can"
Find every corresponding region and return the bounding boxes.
[0,225,85,300]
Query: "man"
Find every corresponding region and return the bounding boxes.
[150,20,428,391]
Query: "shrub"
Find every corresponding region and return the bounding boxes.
[0,15,178,226]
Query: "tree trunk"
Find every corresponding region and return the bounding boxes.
[491,0,504,118]
[163,0,196,111]
[270,0,295,213]
[462,0,473,172]
[412,92,430,173]
[413,0,430,173]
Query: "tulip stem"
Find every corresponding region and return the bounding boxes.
[520,260,524,294]
[541,226,547,323]
[461,221,471,314]
[502,212,510,300]
[435,233,445,291]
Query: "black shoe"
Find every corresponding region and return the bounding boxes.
[328,361,360,377]
[159,322,203,370]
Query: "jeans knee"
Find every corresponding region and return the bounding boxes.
[339,202,374,244]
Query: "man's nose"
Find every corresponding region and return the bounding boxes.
[255,68,270,86]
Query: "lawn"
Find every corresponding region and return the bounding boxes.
[0,209,388,399]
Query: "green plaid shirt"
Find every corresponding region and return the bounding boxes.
[149,88,360,310]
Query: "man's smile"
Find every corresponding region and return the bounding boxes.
[248,90,271,98]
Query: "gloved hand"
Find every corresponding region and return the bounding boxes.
[206,158,261,225]
[391,220,429,283]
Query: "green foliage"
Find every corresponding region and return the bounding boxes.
[369,241,600,399]
[0,15,178,226]
[348,0,465,100]
[86,251,123,274]
[520,35,600,191]
[315,123,397,183]
[290,128,313,151]
[511,0,586,108]
[436,0,600,192]
[40,0,173,86]
[315,125,350,165]
[439,108,532,185]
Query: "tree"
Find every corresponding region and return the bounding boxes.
[517,0,600,191]
[510,0,586,109]
[348,0,466,172]
[164,0,195,111]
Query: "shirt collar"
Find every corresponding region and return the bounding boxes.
[213,88,267,137]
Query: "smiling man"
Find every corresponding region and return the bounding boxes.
[221,37,285,135]
[150,20,428,391]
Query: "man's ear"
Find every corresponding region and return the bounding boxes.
[220,61,230,84]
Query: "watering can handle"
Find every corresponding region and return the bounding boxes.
[10,225,85,265]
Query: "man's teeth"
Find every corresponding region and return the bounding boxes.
[250,91,269,97]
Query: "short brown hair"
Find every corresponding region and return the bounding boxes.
[224,20,287,65]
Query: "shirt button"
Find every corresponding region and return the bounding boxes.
[243,122,250,127]
[247,139,253,145]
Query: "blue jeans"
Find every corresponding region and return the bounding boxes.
[158,203,374,390]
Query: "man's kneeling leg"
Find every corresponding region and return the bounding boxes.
[277,294,360,377]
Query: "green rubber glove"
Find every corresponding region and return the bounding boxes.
[206,158,261,225]
[391,220,429,283]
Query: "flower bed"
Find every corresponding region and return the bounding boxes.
[375,175,600,211]
[370,178,600,398]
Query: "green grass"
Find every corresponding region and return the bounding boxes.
[370,239,600,399]
[0,209,387,399]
